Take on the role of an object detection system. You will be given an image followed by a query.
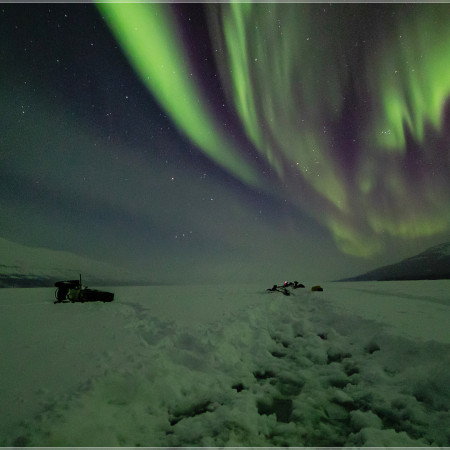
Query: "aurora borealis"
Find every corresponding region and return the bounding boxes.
[1,3,449,283]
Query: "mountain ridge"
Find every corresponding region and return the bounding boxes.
[0,237,151,288]
[338,242,450,282]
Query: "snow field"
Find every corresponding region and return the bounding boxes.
[1,281,449,446]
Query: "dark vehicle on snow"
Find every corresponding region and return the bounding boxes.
[54,275,114,303]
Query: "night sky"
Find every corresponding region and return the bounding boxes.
[1,3,449,284]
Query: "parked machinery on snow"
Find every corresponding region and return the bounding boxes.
[54,275,114,303]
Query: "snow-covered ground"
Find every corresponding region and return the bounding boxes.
[1,280,449,446]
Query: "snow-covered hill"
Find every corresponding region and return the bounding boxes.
[0,237,148,287]
[339,242,450,281]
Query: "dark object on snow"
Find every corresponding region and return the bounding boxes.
[311,285,323,292]
[282,280,305,289]
[54,279,80,301]
[54,275,114,303]
[267,284,279,292]
[266,285,290,296]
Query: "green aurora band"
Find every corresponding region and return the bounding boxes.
[368,7,450,150]
[98,3,260,189]
[98,3,450,257]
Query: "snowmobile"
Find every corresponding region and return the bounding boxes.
[54,275,114,303]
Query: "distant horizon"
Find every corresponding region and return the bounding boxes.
[1,236,450,288]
